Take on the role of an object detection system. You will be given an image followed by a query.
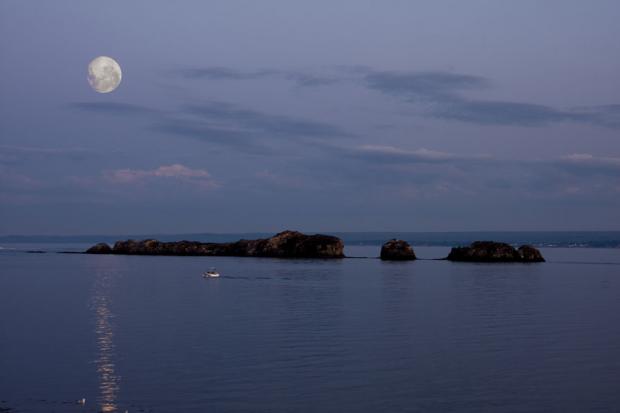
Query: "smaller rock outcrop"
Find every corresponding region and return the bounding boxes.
[86,243,112,254]
[446,241,544,263]
[380,239,416,261]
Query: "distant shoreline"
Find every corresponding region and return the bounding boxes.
[2,231,619,248]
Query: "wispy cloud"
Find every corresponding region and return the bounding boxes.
[431,100,595,126]
[285,73,338,87]
[562,153,620,165]
[173,65,620,128]
[365,71,489,100]
[344,145,492,164]
[69,102,158,116]
[152,101,353,155]
[174,66,339,87]
[176,67,277,80]
[555,153,620,174]
[293,142,620,200]
[0,145,98,164]
[362,69,619,128]
[183,101,352,139]
[574,104,620,128]
[105,164,217,189]
[153,118,270,153]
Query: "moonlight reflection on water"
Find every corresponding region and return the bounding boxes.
[92,270,119,413]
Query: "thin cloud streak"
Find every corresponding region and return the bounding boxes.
[183,101,353,139]
[174,66,339,87]
[153,119,272,154]
[0,145,99,164]
[365,71,489,100]
[362,69,619,128]
[105,164,218,189]
[348,145,493,164]
[69,102,159,116]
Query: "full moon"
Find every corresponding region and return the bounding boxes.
[88,56,122,93]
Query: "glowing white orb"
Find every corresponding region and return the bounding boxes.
[88,56,122,93]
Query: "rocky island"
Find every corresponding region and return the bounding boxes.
[85,230,345,259]
[446,241,545,263]
[380,239,417,261]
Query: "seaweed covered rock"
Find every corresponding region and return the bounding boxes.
[380,239,416,261]
[446,241,544,263]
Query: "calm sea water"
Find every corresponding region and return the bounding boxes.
[1,245,619,412]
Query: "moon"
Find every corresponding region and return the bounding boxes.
[88,56,122,93]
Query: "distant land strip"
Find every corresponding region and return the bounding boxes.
[1,231,619,248]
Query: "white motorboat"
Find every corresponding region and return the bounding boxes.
[203,268,220,278]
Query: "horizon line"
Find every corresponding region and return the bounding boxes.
[2,229,620,238]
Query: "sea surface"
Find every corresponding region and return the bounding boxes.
[1,244,619,412]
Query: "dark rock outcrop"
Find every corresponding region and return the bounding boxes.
[86,243,112,254]
[446,241,544,263]
[86,230,344,258]
[517,245,545,262]
[380,239,416,261]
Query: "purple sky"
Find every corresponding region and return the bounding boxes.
[1,0,619,235]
